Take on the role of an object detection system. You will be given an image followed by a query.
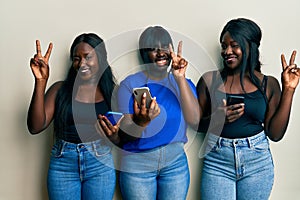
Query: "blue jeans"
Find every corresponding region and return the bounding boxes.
[201,131,274,200]
[47,139,116,200]
[119,142,190,200]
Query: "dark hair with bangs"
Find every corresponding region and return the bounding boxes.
[139,26,173,63]
[54,33,117,136]
[219,18,264,96]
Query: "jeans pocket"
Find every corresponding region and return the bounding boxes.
[50,143,63,158]
[252,139,269,152]
[205,140,219,154]
[93,144,111,157]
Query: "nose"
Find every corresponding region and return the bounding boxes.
[224,46,233,55]
[79,58,86,68]
[157,48,165,55]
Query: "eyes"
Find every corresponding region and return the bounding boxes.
[221,42,240,51]
[72,54,93,63]
[147,46,170,53]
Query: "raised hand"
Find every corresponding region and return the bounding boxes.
[281,50,300,90]
[169,41,188,78]
[30,40,53,80]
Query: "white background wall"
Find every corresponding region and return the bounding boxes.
[1,0,300,199]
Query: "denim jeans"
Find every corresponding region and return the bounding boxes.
[47,139,116,200]
[201,131,274,200]
[119,142,190,200]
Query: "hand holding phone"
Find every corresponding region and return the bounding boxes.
[133,87,153,108]
[104,111,123,125]
[227,95,245,106]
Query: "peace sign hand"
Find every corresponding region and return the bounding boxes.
[281,50,300,90]
[30,40,53,81]
[169,41,188,78]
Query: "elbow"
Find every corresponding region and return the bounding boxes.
[27,126,42,135]
[27,115,49,135]
[27,121,44,135]
[268,135,284,142]
[265,130,285,142]
[269,137,282,142]
[186,114,200,130]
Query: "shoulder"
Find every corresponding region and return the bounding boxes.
[122,71,143,81]
[49,81,64,91]
[267,75,280,89]
[44,81,65,104]
[120,71,145,86]
[264,75,280,88]
[46,81,64,95]
[263,75,281,99]
[197,70,219,88]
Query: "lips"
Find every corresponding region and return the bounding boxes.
[156,59,168,66]
[155,57,169,66]
[79,67,90,73]
[225,56,237,64]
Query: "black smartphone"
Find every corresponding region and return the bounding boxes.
[104,111,123,125]
[227,95,245,106]
[133,87,153,108]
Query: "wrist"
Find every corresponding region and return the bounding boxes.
[174,74,186,82]
[108,134,120,145]
[35,78,48,84]
[132,115,150,127]
[282,86,296,93]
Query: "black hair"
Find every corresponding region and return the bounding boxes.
[219,18,265,97]
[54,33,117,135]
[139,26,173,64]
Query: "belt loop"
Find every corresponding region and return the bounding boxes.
[247,137,252,148]
[217,137,222,148]
[92,142,97,152]
[57,140,66,157]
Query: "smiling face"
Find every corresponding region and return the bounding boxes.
[221,31,244,71]
[146,42,171,72]
[72,42,100,82]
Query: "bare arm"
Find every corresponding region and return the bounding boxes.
[170,41,200,128]
[197,71,228,133]
[27,40,59,134]
[264,51,300,141]
[27,81,62,134]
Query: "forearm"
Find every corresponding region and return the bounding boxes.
[266,88,295,141]
[27,80,48,134]
[176,76,200,128]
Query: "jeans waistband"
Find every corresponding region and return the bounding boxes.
[55,138,111,152]
[122,142,185,155]
[208,131,267,148]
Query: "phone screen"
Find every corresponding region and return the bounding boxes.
[227,95,245,106]
[105,111,123,125]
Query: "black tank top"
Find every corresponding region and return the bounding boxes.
[57,100,109,143]
[217,89,267,138]
[213,75,269,138]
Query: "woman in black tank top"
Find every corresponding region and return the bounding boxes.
[197,18,300,200]
[27,33,120,200]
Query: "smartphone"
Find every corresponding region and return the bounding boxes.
[104,111,123,125]
[133,87,153,108]
[227,95,245,106]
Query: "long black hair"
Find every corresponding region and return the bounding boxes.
[219,18,264,95]
[54,33,117,135]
